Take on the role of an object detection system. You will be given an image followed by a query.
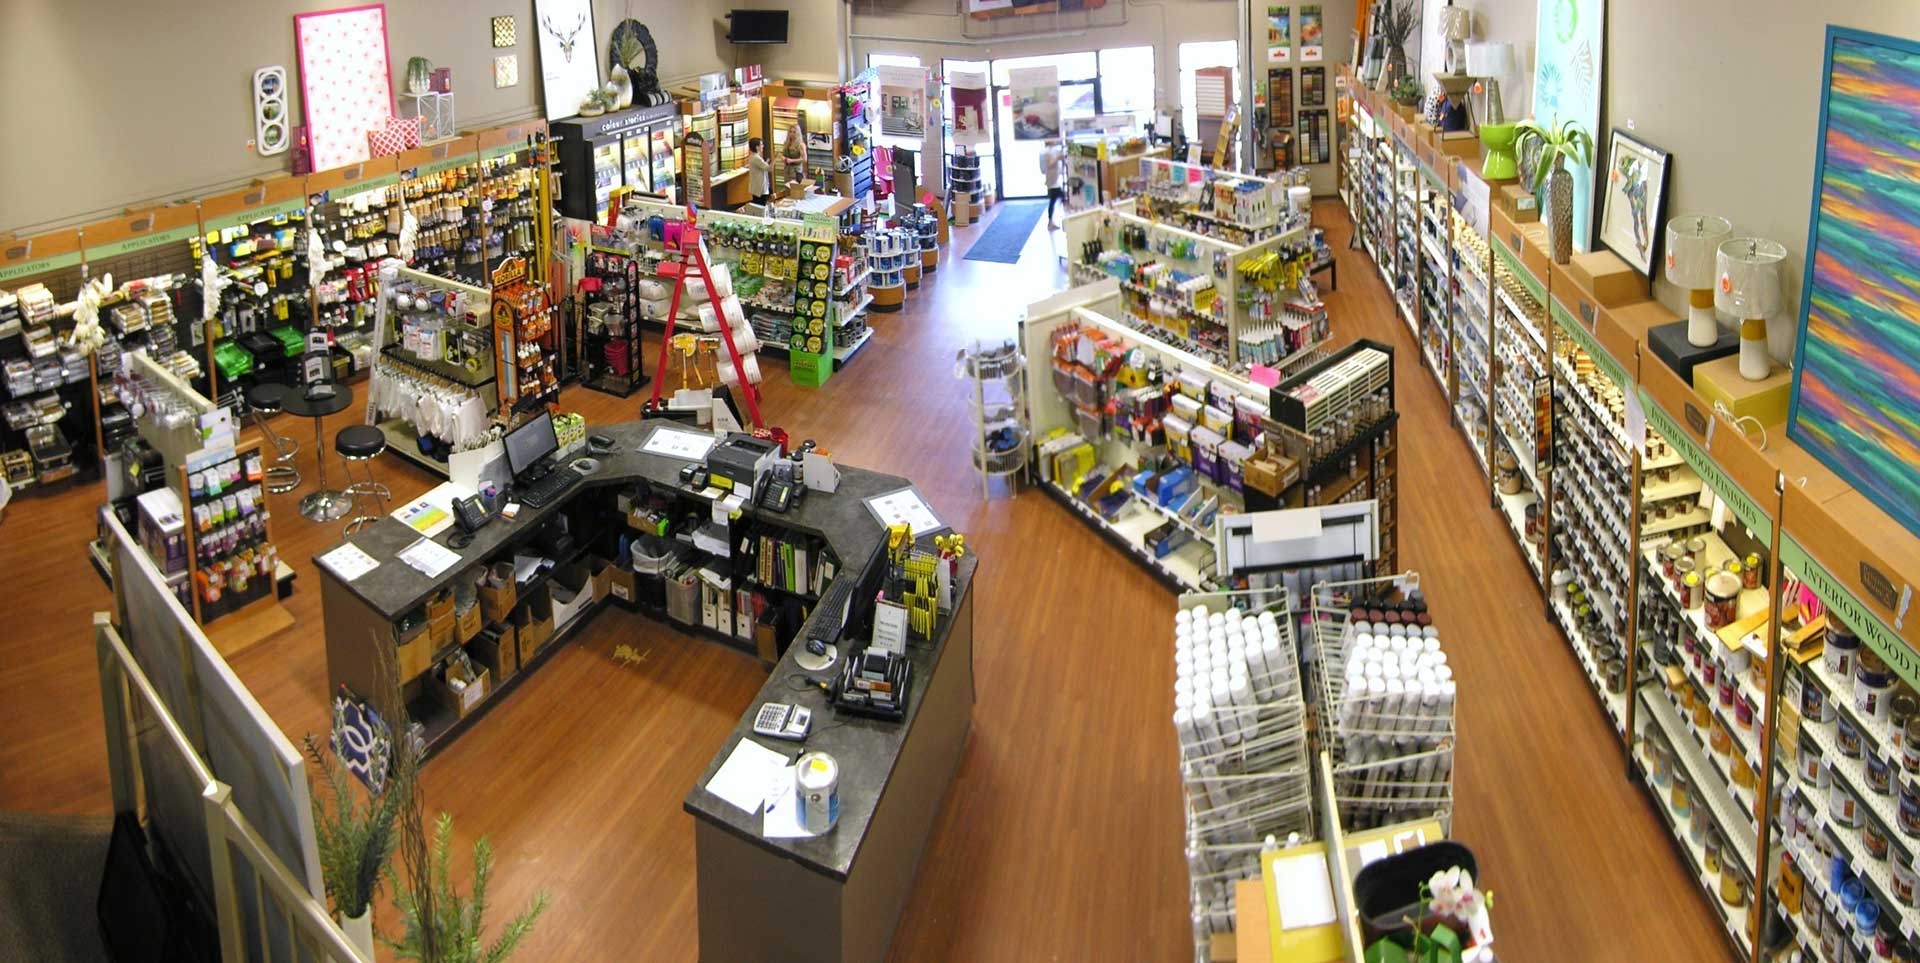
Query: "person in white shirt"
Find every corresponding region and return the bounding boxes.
[1041,138,1067,228]
[748,137,772,205]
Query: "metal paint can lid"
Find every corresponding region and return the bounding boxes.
[797,751,839,792]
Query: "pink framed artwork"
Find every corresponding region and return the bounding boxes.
[294,4,395,173]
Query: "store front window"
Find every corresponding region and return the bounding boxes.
[1098,46,1157,131]
[992,52,1098,198]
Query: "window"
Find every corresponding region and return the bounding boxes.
[1179,41,1240,163]
[1098,45,1156,126]
[867,53,922,70]
[990,51,1097,86]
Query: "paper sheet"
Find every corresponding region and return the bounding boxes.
[398,537,462,578]
[1272,852,1337,930]
[642,425,718,461]
[706,738,790,815]
[762,765,818,838]
[1355,839,1390,868]
[391,481,471,537]
[319,543,380,581]
[865,487,946,535]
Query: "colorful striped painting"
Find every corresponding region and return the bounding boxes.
[1789,28,1920,540]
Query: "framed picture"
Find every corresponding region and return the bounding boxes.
[1530,0,1606,251]
[1269,68,1293,129]
[1596,129,1671,278]
[1789,26,1920,541]
[533,0,599,120]
[293,4,393,172]
[1301,67,1326,107]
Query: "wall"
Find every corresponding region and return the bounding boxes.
[729,0,848,81]
[849,0,1240,133]
[0,0,732,234]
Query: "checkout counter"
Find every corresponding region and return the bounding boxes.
[315,418,976,963]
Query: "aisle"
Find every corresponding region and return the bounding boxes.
[1315,202,1726,959]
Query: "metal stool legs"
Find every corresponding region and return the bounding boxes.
[252,409,302,494]
[340,455,390,536]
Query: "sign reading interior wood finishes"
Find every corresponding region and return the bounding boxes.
[1782,532,1920,691]
[1637,385,1773,540]
[1550,298,1627,387]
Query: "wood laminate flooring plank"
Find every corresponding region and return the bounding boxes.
[0,202,1720,961]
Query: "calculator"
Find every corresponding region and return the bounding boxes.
[752,702,812,742]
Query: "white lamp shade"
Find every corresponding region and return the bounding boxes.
[1465,41,1512,79]
[1715,238,1787,320]
[1440,7,1473,41]
[1663,215,1731,289]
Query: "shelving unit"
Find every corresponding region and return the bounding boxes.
[364,266,500,477]
[579,245,648,397]
[959,339,1027,498]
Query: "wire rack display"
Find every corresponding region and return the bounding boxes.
[1304,572,1456,833]
[1174,587,1314,962]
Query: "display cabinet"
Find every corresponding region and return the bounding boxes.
[552,103,682,222]
[958,339,1028,498]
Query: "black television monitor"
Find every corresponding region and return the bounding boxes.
[727,9,788,44]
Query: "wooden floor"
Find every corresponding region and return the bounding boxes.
[0,200,1723,961]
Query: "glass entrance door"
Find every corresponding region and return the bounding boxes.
[990,52,1098,199]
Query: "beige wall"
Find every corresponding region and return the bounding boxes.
[0,0,731,234]
[730,0,847,82]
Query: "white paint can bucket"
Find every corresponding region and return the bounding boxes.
[796,751,839,833]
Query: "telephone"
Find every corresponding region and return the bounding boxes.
[453,495,492,534]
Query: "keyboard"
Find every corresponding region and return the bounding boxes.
[519,466,583,508]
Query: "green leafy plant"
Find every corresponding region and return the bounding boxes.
[616,33,644,72]
[1512,118,1595,191]
[383,812,550,963]
[1390,78,1424,107]
[305,734,403,918]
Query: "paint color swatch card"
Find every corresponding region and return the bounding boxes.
[865,487,945,534]
[319,543,380,581]
[398,537,462,578]
[642,425,719,461]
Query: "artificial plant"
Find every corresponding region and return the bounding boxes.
[1391,77,1425,108]
[304,733,403,919]
[1513,118,1594,263]
[1363,866,1495,963]
[1512,119,1595,191]
[383,813,550,963]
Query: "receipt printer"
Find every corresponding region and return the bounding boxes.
[704,432,780,496]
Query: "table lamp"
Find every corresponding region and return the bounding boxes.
[1664,215,1733,347]
[1715,237,1787,381]
[1466,41,1515,179]
[1439,4,1473,76]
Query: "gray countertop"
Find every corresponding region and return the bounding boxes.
[312,418,976,880]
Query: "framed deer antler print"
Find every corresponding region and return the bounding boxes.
[535,0,600,120]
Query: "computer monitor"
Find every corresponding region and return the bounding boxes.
[504,411,560,477]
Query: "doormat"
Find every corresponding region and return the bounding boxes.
[963,200,1047,264]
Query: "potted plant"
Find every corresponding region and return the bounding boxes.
[305,734,404,958]
[1363,866,1495,963]
[1390,78,1425,116]
[1514,118,1595,264]
[383,812,550,963]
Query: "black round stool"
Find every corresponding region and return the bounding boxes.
[335,425,390,536]
[245,382,301,494]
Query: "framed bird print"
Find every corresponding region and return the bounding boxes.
[1596,128,1670,277]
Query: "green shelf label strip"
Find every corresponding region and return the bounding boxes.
[1637,385,1772,541]
[1550,298,1627,388]
[1781,532,1920,692]
[85,223,203,262]
[415,152,478,177]
[1491,235,1545,304]
[204,198,307,235]
[0,250,83,285]
[482,142,526,161]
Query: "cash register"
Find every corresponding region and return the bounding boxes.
[506,412,583,508]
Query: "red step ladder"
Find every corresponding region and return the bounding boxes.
[639,203,764,428]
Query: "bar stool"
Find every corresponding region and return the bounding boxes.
[245,382,301,494]
[335,425,390,536]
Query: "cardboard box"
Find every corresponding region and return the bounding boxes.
[1517,223,1552,284]
[550,561,596,633]
[1693,354,1793,426]
[479,577,516,624]
[427,612,455,650]
[395,619,432,683]
[589,556,613,602]
[1566,249,1643,307]
[1438,130,1480,160]
[605,564,638,605]
[787,178,814,200]
[512,588,555,666]
[468,624,518,684]
[424,588,454,623]
[455,602,483,644]
[1497,183,1538,223]
[428,665,490,720]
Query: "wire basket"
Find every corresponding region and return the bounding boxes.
[1175,587,1315,962]
[1305,572,1455,834]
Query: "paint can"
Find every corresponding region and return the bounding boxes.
[1900,777,1920,838]
[1744,553,1763,590]
[795,751,840,834]
[1892,846,1918,907]
[1803,735,1830,787]
[1858,652,1896,723]
[1827,625,1861,684]
[1705,572,1741,629]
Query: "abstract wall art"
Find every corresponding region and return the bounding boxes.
[1789,26,1920,540]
